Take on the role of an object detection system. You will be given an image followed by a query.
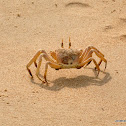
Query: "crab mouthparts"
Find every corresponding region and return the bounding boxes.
[62,57,74,65]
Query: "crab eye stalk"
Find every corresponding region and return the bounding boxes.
[61,39,64,48]
[69,37,71,48]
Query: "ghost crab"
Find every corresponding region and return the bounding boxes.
[26,38,107,84]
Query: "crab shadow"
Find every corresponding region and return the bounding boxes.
[31,68,112,91]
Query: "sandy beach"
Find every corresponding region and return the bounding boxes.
[0,0,126,126]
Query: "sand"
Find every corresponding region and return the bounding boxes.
[0,0,126,126]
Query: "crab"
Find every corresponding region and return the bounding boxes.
[26,38,107,84]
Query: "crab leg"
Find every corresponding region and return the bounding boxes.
[69,37,71,48]
[35,53,54,81]
[35,53,60,83]
[35,54,45,82]
[26,50,54,78]
[61,39,64,48]
[26,50,44,77]
[78,57,100,76]
[79,46,104,65]
[83,49,107,70]
[79,46,107,70]
[43,62,61,83]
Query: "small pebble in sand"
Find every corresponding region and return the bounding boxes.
[115,70,118,74]
[32,91,39,93]
[4,89,7,92]
[17,14,21,17]
[111,10,116,13]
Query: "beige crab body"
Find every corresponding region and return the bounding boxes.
[55,49,82,68]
